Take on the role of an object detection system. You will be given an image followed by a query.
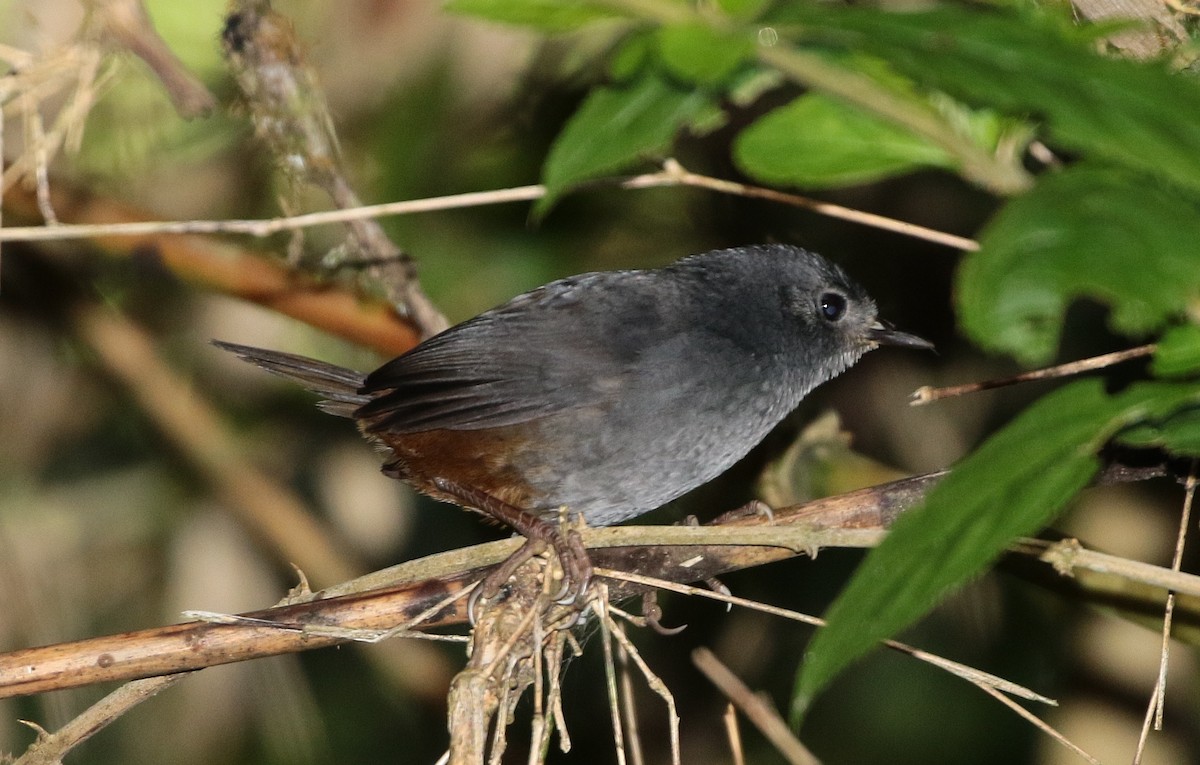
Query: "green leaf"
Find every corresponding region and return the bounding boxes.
[771,5,1200,195]
[1153,325,1200,379]
[1118,407,1200,455]
[657,23,753,86]
[716,0,769,19]
[734,94,953,188]
[793,379,1200,720]
[957,165,1200,365]
[609,31,654,82]
[445,0,618,31]
[536,75,715,215]
[726,67,784,107]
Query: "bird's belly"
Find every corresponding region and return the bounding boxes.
[513,400,780,526]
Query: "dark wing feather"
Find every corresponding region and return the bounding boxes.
[357,270,673,433]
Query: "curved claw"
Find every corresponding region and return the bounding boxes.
[550,526,593,605]
[642,591,686,635]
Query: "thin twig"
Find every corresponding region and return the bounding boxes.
[597,568,1057,706]
[527,615,546,765]
[630,159,979,251]
[723,703,745,765]
[619,642,646,765]
[0,160,977,251]
[597,592,630,765]
[693,648,820,765]
[12,675,189,765]
[911,345,1157,405]
[604,606,682,765]
[1019,537,1200,598]
[1134,463,1196,764]
[29,104,56,224]
[973,684,1099,765]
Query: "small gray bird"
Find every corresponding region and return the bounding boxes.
[217,244,930,600]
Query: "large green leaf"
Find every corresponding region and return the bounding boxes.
[793,380,1200,720]
[536,75,716,215]
[771,5,1200,195]
[734,93,953,188]
[1153,325,1200,379]
[1117,407,1200,456]
[657,23,753,86]
[957,165,1200,365]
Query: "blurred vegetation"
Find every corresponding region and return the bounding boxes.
[2,1,1199,764]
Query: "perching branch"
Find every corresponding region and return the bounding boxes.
[0,458,1187,700]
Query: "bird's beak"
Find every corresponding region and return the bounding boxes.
[868,322,934,351]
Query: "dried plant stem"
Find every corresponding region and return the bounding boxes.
[630,160,979,251]
[0,460,1185,700]
[723,703,745,765]
[600,568,1056,707]
[0,160,976,252]
[597,595,630,765]
[692,648,819,765]
[12,674,188,765]
[618,642,646,765]
[1134,464,1196,764]
[1018,537,1200,598]
[911,344,1157,405]
[605,610,682,765]
[973,684,1099,765]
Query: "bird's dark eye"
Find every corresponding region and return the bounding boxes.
[819,292,847,321]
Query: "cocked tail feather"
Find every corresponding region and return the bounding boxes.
[212,341,369,418]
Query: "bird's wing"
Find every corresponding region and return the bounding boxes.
[356,270,676,433]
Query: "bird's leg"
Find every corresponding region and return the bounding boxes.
[431,478,593,620]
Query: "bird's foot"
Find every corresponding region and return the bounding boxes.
[432,478,593,623]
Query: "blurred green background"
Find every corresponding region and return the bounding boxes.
[1,1,1196,763]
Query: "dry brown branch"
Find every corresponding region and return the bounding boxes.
[2,181,421,355]
[0,458,1185,701]
[221,1,447,338]
[12,674,189,765]
[0,470,937,700]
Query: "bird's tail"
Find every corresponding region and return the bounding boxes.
[213,340,369,418]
